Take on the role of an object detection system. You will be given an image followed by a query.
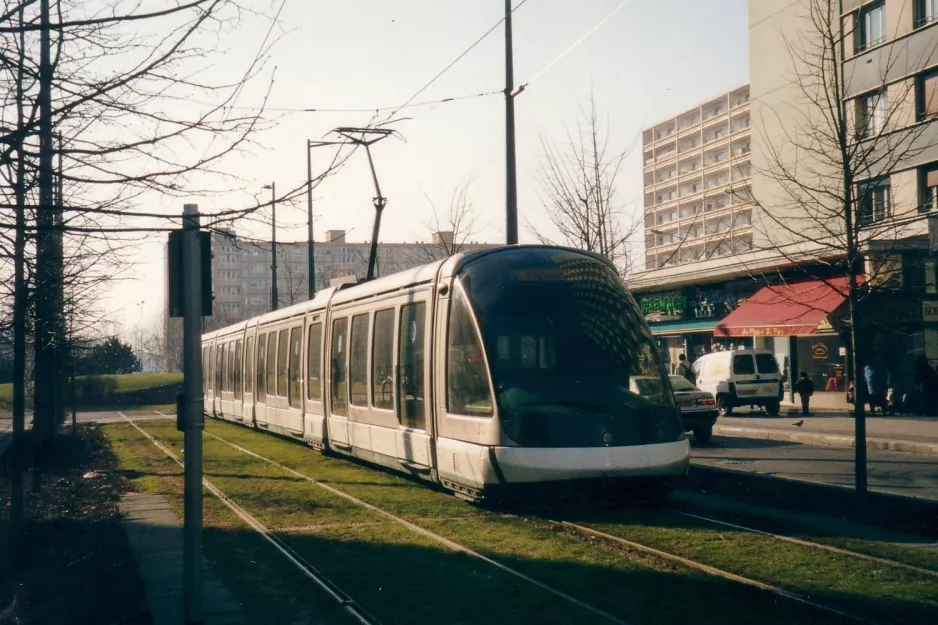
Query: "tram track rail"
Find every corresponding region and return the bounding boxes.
[671,510,938,578]
[548,518,878,625]
[130,415,938,625]
[119,413,383,625]
[202,428,630,625]
[198,423,892,625]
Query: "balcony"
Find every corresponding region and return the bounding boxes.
[678,161,701,176]
[655,169,678,184]
[702,105,727,122]
[655,150,678,166]
[678,122,701,139]
[730,118,751,135]
[653,126,677,144]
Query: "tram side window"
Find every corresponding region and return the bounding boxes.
[202,347,209,394]
[447,288,493,417]
[307,323,323,401]
[288,327,302,408]
[234,340,243,400]
[349,314,369,407]
[399,302,426,429]
[277,329,289,397]
[257,334,267,402]
[216,345,223,393]
[372,309,395,411]
[331,318,348,416]
[266,332,277,399]
[227,342,235,392]
[244,336,254,394]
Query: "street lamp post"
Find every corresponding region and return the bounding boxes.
[306,142,315,298]
[263,183,278,311]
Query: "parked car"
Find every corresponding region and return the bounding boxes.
[692,349,784,416]
[669,375,717,442]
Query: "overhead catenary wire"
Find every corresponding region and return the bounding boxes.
[518,0,637,92]
[381,0,531,123]
[173,89,503,114]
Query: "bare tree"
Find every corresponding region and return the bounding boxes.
[419,182,481,262]
[280,252,308,307]
[142,311,182,373]
[0,0,279,436]
[531,94,642,276]
[747,0,938,492]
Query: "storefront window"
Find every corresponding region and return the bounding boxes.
[796,336,846,393]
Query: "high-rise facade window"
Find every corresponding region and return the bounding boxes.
[856,89,888,138]
[916,0,938,27]
[919,164,938,212]
[856,2,886,52]
[858,177,891,225]
[917,68,938,121]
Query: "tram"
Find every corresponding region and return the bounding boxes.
[202,245,690,500]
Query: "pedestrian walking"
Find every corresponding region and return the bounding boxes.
[864,352,887,415]
[794,372,814,416]
[675,353,696,385]
[914,356,938,416]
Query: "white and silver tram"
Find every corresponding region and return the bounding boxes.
[202,245,690,500]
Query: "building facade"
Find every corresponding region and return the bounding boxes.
[642,85,753,271]
[207,229,494,324]
[629,0,938,406]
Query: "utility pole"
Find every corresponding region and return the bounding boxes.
[306,142,316,298]
[504,0,519,245]
[263,183,278,310]
[35,0,56,445]
[10,0,28,525]
[180,203,205,625]
[54,131,65,428]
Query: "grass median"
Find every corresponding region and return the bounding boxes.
[0,372,181,411]
[104,418,884,625]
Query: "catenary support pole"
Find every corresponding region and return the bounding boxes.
[504,0,519,245]
[181,203,205,625]
[10,0,28,525]
[268,183,278,310]
[306,142,316,299]
[35,0,55,445]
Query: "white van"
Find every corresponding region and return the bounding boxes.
[691,349,784,416]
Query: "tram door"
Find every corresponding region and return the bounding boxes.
[396,299,431,469]
[327,316,351,448]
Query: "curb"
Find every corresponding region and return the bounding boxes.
[712,425,938,456]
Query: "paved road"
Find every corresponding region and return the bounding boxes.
[0,411,172,454]
[691,435,938,501]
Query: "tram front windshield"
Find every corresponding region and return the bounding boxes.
[454,248,681,448]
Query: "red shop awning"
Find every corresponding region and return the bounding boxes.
[714,278,854,337]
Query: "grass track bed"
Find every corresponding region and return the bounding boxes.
[108,419,936,624]
[672,503,938,574]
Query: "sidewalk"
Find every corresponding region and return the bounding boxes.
[121,493,245,625]
[714,410,938,456]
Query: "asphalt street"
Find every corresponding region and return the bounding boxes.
[691,435,938,501]
[0,410,172,454]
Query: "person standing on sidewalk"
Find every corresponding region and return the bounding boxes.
[864,352,887,415]
[676,354,696,385]
[794,372,814,416]
[914,356,938,416]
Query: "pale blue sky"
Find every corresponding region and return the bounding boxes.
[115,0,750,335]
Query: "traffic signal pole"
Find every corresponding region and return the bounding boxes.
[181,203,204,624]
